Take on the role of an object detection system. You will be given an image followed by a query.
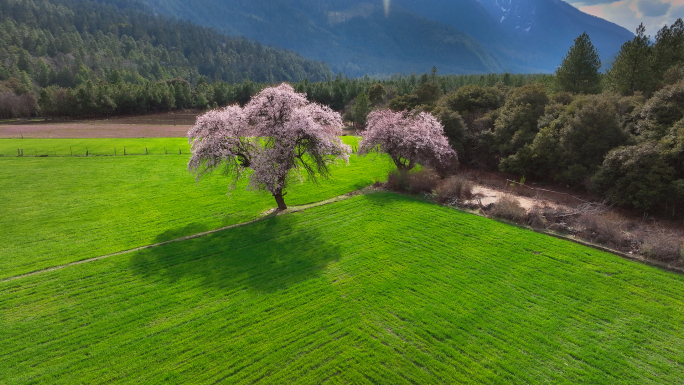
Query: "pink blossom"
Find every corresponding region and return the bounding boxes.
[188,83,350,210]
[359,109,457,172]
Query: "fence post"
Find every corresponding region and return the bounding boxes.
[124,147,126,156]
[86,147,88,157]
[146,147,148,155]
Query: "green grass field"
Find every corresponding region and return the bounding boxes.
[0,138,192,157]
[2,193,683,384]
[0,137,392,279]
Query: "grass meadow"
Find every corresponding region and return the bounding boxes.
[0,138,193,157]
[0,137,392,279]
[1,193,683,384]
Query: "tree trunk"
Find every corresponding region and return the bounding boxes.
[273,192,288,210]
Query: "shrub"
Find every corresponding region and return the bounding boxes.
[407,169,440,194]
[558,94,628,173]
[385,170,410,192]
[576,212,630,248]
[641,232,683,262]
[385,169,439,194]
[489,195,526,223]
[593,143,675,210]
[526,206,548,229]
[435,175,473,204]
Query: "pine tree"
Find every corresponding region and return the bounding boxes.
[606,24,653,95]
[36,58,52,87]
[352,92,372,128]
[556,32,602,94]
[652,19,684,79]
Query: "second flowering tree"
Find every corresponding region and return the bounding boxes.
[188,83,351,210]
[359,109,457,173]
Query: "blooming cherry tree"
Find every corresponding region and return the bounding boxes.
[359,109,457,172]
[188,83,351,210]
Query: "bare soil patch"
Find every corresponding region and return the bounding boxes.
[0,123,191,138]
[0,111,201,138]
[85,110,201,126]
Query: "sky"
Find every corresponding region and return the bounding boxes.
[570,0,684,35]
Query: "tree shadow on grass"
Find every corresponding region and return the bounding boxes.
[128,214,342,293]
[155,223,210,243]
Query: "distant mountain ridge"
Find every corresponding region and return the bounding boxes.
[141,0,634,75]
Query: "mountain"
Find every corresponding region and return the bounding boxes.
[476,0,634,69]
[394,0,635,71]
[142,0,503,76]
[141,0,634,75]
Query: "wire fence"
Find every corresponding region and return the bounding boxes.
[2,146,189,158]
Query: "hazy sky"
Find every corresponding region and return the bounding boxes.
[569,0,684,35]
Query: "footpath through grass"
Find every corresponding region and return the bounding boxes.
[0,137,391,279]
[2,193,684,384]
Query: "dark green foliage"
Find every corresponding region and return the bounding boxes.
[501,94,629,187]
[431,106,467,155]
[559,95,628,173]
[651,19,684,82]
[660,118,684,174]
[556,32,602,94]
[494,84,549,156]
[606,24,654,96]
[352,92,371,128]
[443,85,503,115]
[386,83,442,112]
[551,92,574,105]
[368,83,386,106]
[441,84,503,127]
[499,125,561,180]
[388,93,420,112]
[593,143,675,210]
[414,83,442,106]
[636,81,684,139]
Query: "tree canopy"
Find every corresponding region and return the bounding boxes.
[606,24,653,95]
[556,32,602,94]
[359,109,457,174]
[188,83,351,210]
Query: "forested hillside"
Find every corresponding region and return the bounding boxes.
[0,0,331,88]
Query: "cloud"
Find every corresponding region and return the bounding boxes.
[577,0,622,5]
[637,0,671,16]
[669,4,684,17]
[570,0,684,35]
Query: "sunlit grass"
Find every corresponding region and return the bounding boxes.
[0,137,391,278]
[1,193,683,383]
